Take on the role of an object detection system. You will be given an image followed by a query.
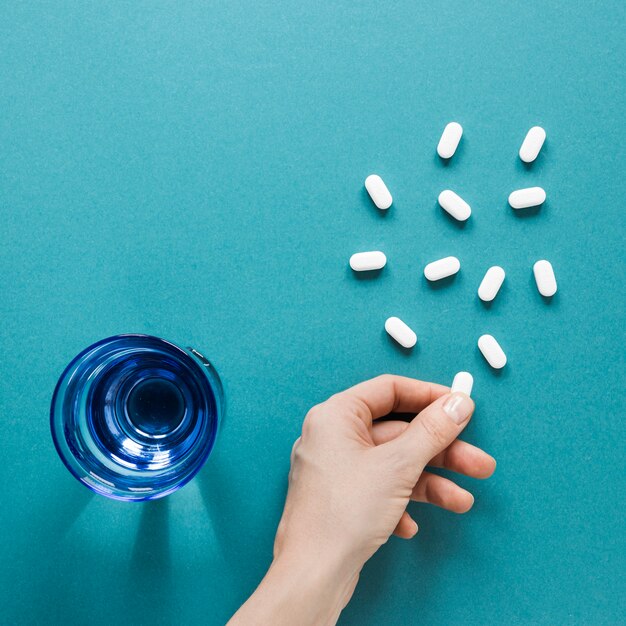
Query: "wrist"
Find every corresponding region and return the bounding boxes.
[230,549,359,626]
[267,552,358,626]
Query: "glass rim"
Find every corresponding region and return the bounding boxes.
[50,333,223,502]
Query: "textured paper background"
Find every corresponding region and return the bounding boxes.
[0,2,624,624]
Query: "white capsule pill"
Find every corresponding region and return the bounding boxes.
[424,256,460,281]
[438,189,471,221]
[349,251,387,272]
[508,187,546,209]
[478,335,507,369]
[385,317,417,349]
[519,126,546,163]
[365,174,392,210]
[437,122,463,159]
[533,260,557,297]
[451,371,473,396]
[478,266,505,302]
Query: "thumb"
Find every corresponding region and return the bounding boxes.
[388,392,475,475]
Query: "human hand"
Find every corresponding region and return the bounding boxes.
[229,375,495,626]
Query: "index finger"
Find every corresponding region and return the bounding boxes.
[331,375,449,425]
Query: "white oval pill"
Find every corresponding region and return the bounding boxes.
[424,256,461,281]
[438,189,471,221]
[478,266,505,302]
[437,122,463,159]
[533,260,557,297]
[365,174,392,210]
[451,371,473,396]
[508,187,546,209]
[349,251,387,272]
[478,335,507,369]
[385,317,417,348]
[519,126,546,163]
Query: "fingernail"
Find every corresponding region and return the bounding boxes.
[443,393,474,425]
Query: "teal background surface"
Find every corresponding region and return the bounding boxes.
[1,2,624,624]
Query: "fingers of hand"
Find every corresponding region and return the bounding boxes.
[392,511,419,539]
[428,439,496,479]
[372,421,496,479]
[391,392,475,472]
[371,420,409,445]
[333,375,449,425]
[412,472,474,514]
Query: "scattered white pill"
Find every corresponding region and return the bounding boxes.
[438,189,471,221]
[508,187,546,209]
[478,335,507,369]
[349,251,387,272]
[437,122,463,159]
[451,371,473,396]
[519,126,546,163]
[424,256,461,281]
[533,260,557,297]
[365,174,393,210]
[478,266,505,302]
[385,317,417,349]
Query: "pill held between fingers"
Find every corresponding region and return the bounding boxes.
[477,335,507,369]
[349,251,387,272]
[451,371,473,397]
[365,174,393,210]
[509,187,546,209]
[519,126,546,163]
[385,317,417,349]
[438,189,471,221]
[533,260,557,296]
[424,256,461,281]
[437,122,463,159]
[478,266,505,302]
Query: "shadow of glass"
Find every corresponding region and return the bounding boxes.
[7,478,96,624]
[196,453,282,615]
[125,499,172,622]
[52,481,95,540]
[196,455,246,562]
[27,470,96,544]
[131,499,170,566]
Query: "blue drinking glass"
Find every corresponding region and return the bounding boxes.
[50,334,224,502]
